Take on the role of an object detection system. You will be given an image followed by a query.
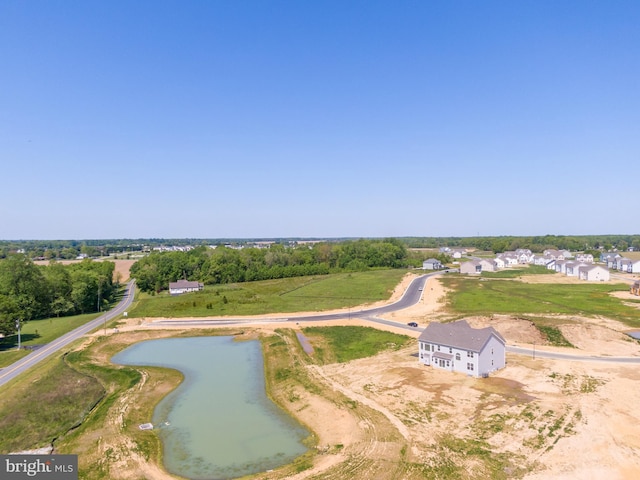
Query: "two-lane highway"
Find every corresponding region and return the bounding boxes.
[0,280,136,388]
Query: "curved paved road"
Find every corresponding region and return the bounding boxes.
[150,272,438,327]
[0,280,136,388]
[152,273,640,365]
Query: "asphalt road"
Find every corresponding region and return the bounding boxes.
[150,272,440,327]
[506,345,640,364]
[0,280,136,388]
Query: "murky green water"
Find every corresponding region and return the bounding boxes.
[112,336,309,479]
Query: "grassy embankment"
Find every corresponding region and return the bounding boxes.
[442,267,640,346]
[127,269,409,318]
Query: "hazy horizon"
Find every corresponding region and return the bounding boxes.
[2,1,638,239]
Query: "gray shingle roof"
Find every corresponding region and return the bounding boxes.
[169,280,203,289]
[418,320,505,352]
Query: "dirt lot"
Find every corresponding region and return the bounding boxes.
[35,258,135,282]
[101,272,640,479]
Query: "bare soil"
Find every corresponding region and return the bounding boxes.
[87,273,640,479]
[34,258,135,282]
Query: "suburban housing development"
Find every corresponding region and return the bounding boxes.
[417,320,506,378]
[455,248,639,281]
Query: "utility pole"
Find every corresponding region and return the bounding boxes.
[15,319,21,350]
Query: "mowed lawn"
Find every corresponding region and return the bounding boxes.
[0,313,102,367]
[128,269,410,318]
[442,276,640,327]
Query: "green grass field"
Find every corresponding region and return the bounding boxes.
[302,326,412,364]
[128,269,409,318]
[0,313,102,368]
[481,265,555,278]
[442,276,640,327]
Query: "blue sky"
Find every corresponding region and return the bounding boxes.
[1,1,638,240]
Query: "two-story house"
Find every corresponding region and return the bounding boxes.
[418,320,506,377]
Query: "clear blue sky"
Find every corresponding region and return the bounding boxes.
[1,1,638,240]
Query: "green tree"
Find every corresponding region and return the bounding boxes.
[0,254,50,321]
[0,294,20,336]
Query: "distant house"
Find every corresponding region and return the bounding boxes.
[578,265,610,282]
[460,260,482,275]
[451,248,467,259]
[423,258,443,270]
[600,252,622,265]
[169,279,204,295]
[497,253,519,267]
[494,257,507,269]
[617,258,632,272]
[478,258,497,272]
[514,249,533,264]
[418,320,506,377]
[554,260,568,274]
[614,258,640,273]
[543,249,566,261]
[532,255,553,266]
[575,253,594,264]
[565,261,587,277]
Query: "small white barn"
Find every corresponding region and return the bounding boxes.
[418,320,506,378]
[169,279,204,295]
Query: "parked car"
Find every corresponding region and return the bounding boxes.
[407,322,418,327]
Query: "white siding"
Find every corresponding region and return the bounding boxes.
[477,336,506,375]
[419,337,504,378]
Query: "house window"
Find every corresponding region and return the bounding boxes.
[437,345,440,351]
[455,353,461,361]
[446,361,450,367]
[491,348,494,355]
[449,347,452,353]
[467,351,474,358]
[491,360,494,366]
[467,363,474,371]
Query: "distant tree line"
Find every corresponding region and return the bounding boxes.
[2,235,638,261]
[130,239,410,293]
[0,255,117,336]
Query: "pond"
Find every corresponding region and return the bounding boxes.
[112,336,310,479]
